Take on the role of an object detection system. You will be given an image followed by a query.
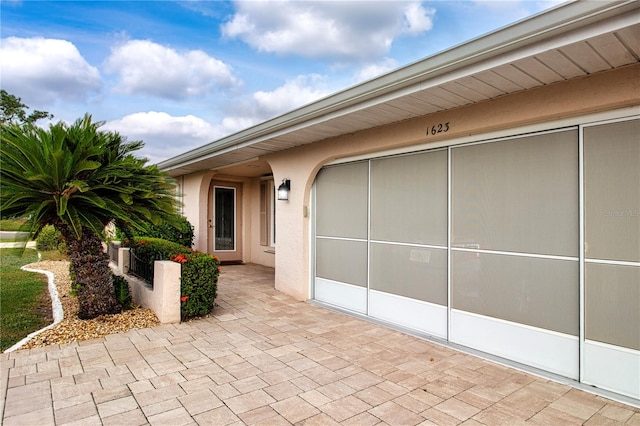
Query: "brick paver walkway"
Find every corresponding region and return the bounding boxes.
[2,264,638,425]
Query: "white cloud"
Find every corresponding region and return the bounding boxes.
[0,37,102,106]
[102,111,224,163]
[221,1,435,61]
[221,116,259,134]
[218,74,332,136]
[104,40,240,100]
[403,3,435,34]
[253,74,330,117]
[355,58,399,82]
[56,74,330,164]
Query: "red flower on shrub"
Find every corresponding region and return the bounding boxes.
[170,254,188,264]
[213,256,219,262]
[181,296,188,302]
[137,240,148,246]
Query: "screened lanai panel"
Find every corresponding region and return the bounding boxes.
[584,119,640,263]
[582,118,640,400]
[315,162,368,239]
[316,238,368,288]
[370,243,447,304]
[370,150,447,245]
[585,263,640,351]
[451,130,579,257]
[451,252,579,335]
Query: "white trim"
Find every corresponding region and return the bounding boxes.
[269,180,276,248]
[447,145,452,341]
[585,339,640,356]
[449,126,579,150]
[315,235,368,243]
[369,290,447,339]
[311,181,317,301]
[314,277,367,314]
[366,161,371,316]
[585,258,640,267]
[370,240,447,250]
[213,185,237,252]
[451,247,578,262]
[579,123,586,383]
[326,106,640,166]
[450,309,579,379]
[583,339,640,400]
[581,114,640,128]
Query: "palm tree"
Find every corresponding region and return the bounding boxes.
[1,114,179,319]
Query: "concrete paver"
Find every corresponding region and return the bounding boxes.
[2,263,639,425]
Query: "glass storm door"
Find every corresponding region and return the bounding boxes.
[211,182,242,262]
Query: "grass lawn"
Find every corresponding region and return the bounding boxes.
[0,219,29,232]
[0,248,53,351]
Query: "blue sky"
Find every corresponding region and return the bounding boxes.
[1,0,561,163]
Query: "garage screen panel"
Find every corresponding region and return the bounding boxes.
[315,162,368,240]
[451,251,579,335]
[584,119,640,263]
[582,118,640,400]
[584,118,640,349]
[585,263,639,351]
[316,238,367,288]
[451,130,579,257]
[370,150,447,245]
[450,129,580,379]
[370,243,447,304]
[314,161,369,313]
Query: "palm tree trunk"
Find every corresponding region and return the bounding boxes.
[59,225,121,319]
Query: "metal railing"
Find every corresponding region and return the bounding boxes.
[129,249,162,287]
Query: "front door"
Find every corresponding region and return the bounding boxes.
[210,181,242,262]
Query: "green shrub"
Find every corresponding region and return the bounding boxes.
[36,225,66,252]
[174,251,220,319]
[117,214,194,248]
[126,237,219,320]
[112,273,132,310]
[125,237,184,260]
[146,215,194,248]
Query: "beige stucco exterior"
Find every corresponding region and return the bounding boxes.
[175,64,639,301]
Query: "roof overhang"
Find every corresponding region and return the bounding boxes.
[158,0,640,177]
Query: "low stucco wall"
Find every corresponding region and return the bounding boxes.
[112,247,181,323]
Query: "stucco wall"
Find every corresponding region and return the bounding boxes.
[180,171,214,252]
[247,177,277,268]
[265,64,640,301]
[178,171,276,268]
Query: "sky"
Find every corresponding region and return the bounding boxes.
[1,0,562,164]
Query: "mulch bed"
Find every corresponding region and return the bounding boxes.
[19,260,159,350]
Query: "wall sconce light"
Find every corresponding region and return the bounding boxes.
[277,179,291,201]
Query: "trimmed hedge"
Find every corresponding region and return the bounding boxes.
[116,215,194,248]
[126,237,220,319]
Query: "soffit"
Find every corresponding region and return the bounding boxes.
[159,2,640,177]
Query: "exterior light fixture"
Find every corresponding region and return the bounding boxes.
[277,179,291,201]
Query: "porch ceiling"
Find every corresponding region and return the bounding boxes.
[158,1,640,178]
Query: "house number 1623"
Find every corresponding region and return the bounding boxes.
[427,122,450,136]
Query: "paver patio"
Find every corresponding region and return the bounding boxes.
[1,263,638,425]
